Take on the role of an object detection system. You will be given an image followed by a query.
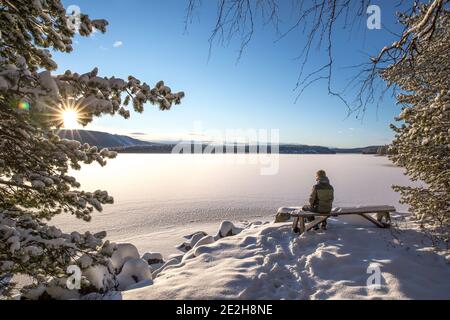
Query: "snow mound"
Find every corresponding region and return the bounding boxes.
[176,221,243,253]
[116,258,152,291]
[152,258,181,278]
[190,232,208,247]
[111,243,140,272]
[123,217,450,300]
[214,221,243,240]
[184,231,208,240]
[83,264,115,292]
[194,235,215,249]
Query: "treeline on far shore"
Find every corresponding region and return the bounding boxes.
[111,143,390,155]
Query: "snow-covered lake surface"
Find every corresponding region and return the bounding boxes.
[52,154,416,256]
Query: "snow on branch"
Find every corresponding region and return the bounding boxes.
[0,0,185,299]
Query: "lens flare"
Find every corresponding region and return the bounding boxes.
[18,101,30,111]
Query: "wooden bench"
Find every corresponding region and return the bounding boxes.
[277,205,396,235]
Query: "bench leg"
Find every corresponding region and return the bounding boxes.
[377,212,391,224]
[299,217,306,234]
[359,213,389,228]
[305,217,328,232]
[386,212,391,224]
[292,216,300,233]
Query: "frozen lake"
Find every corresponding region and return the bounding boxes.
[52,154,415,256]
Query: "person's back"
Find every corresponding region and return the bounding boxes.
[304,170,334,230]
[310,174,334,213]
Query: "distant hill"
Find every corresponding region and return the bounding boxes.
[57,130,153,149]
[58,130,383,154]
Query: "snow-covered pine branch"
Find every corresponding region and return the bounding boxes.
[0,0,184,299]
[382,5,449,243]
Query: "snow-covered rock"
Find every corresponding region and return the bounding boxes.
[46,285,80,300]
[172,222,244,263]
[214,221,243,240]
[77,254,93,269]
[182,235,218,262]
[184,231,208,240]
[175,241,192,252]
[110,243,140,272]
[116,258,152,291]
[152,258,181,278]
[176,231,210,252]
[83,264,116,292]
[21,285,46,300]
[193,235,215,248]
[142,252,164,265]
[189,231,208,247]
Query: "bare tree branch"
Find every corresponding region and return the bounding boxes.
[186,0,448,116]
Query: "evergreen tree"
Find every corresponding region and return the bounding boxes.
[382,5,449,243]
[0,0,184,298]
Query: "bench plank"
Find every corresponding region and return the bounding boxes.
[283,205,396,235]
[280,205,395,217]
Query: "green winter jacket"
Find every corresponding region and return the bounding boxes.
[309,176,334,213]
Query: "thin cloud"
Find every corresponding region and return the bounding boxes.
[113,41,123,48]
[130,132,147,136]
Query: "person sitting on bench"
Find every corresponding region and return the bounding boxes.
[302,170,334,230]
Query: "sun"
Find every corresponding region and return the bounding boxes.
[62,109,80,129]
[45,99,86,130]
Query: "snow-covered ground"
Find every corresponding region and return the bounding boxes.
[14,155,449,300]
[52,154,419,257]
[120,214,450,300]
[48,154,449,300]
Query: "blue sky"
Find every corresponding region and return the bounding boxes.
[56,0,405,147]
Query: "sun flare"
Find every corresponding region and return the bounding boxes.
[62,109,80,129]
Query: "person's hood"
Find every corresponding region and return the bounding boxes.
[317,176,330,184]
